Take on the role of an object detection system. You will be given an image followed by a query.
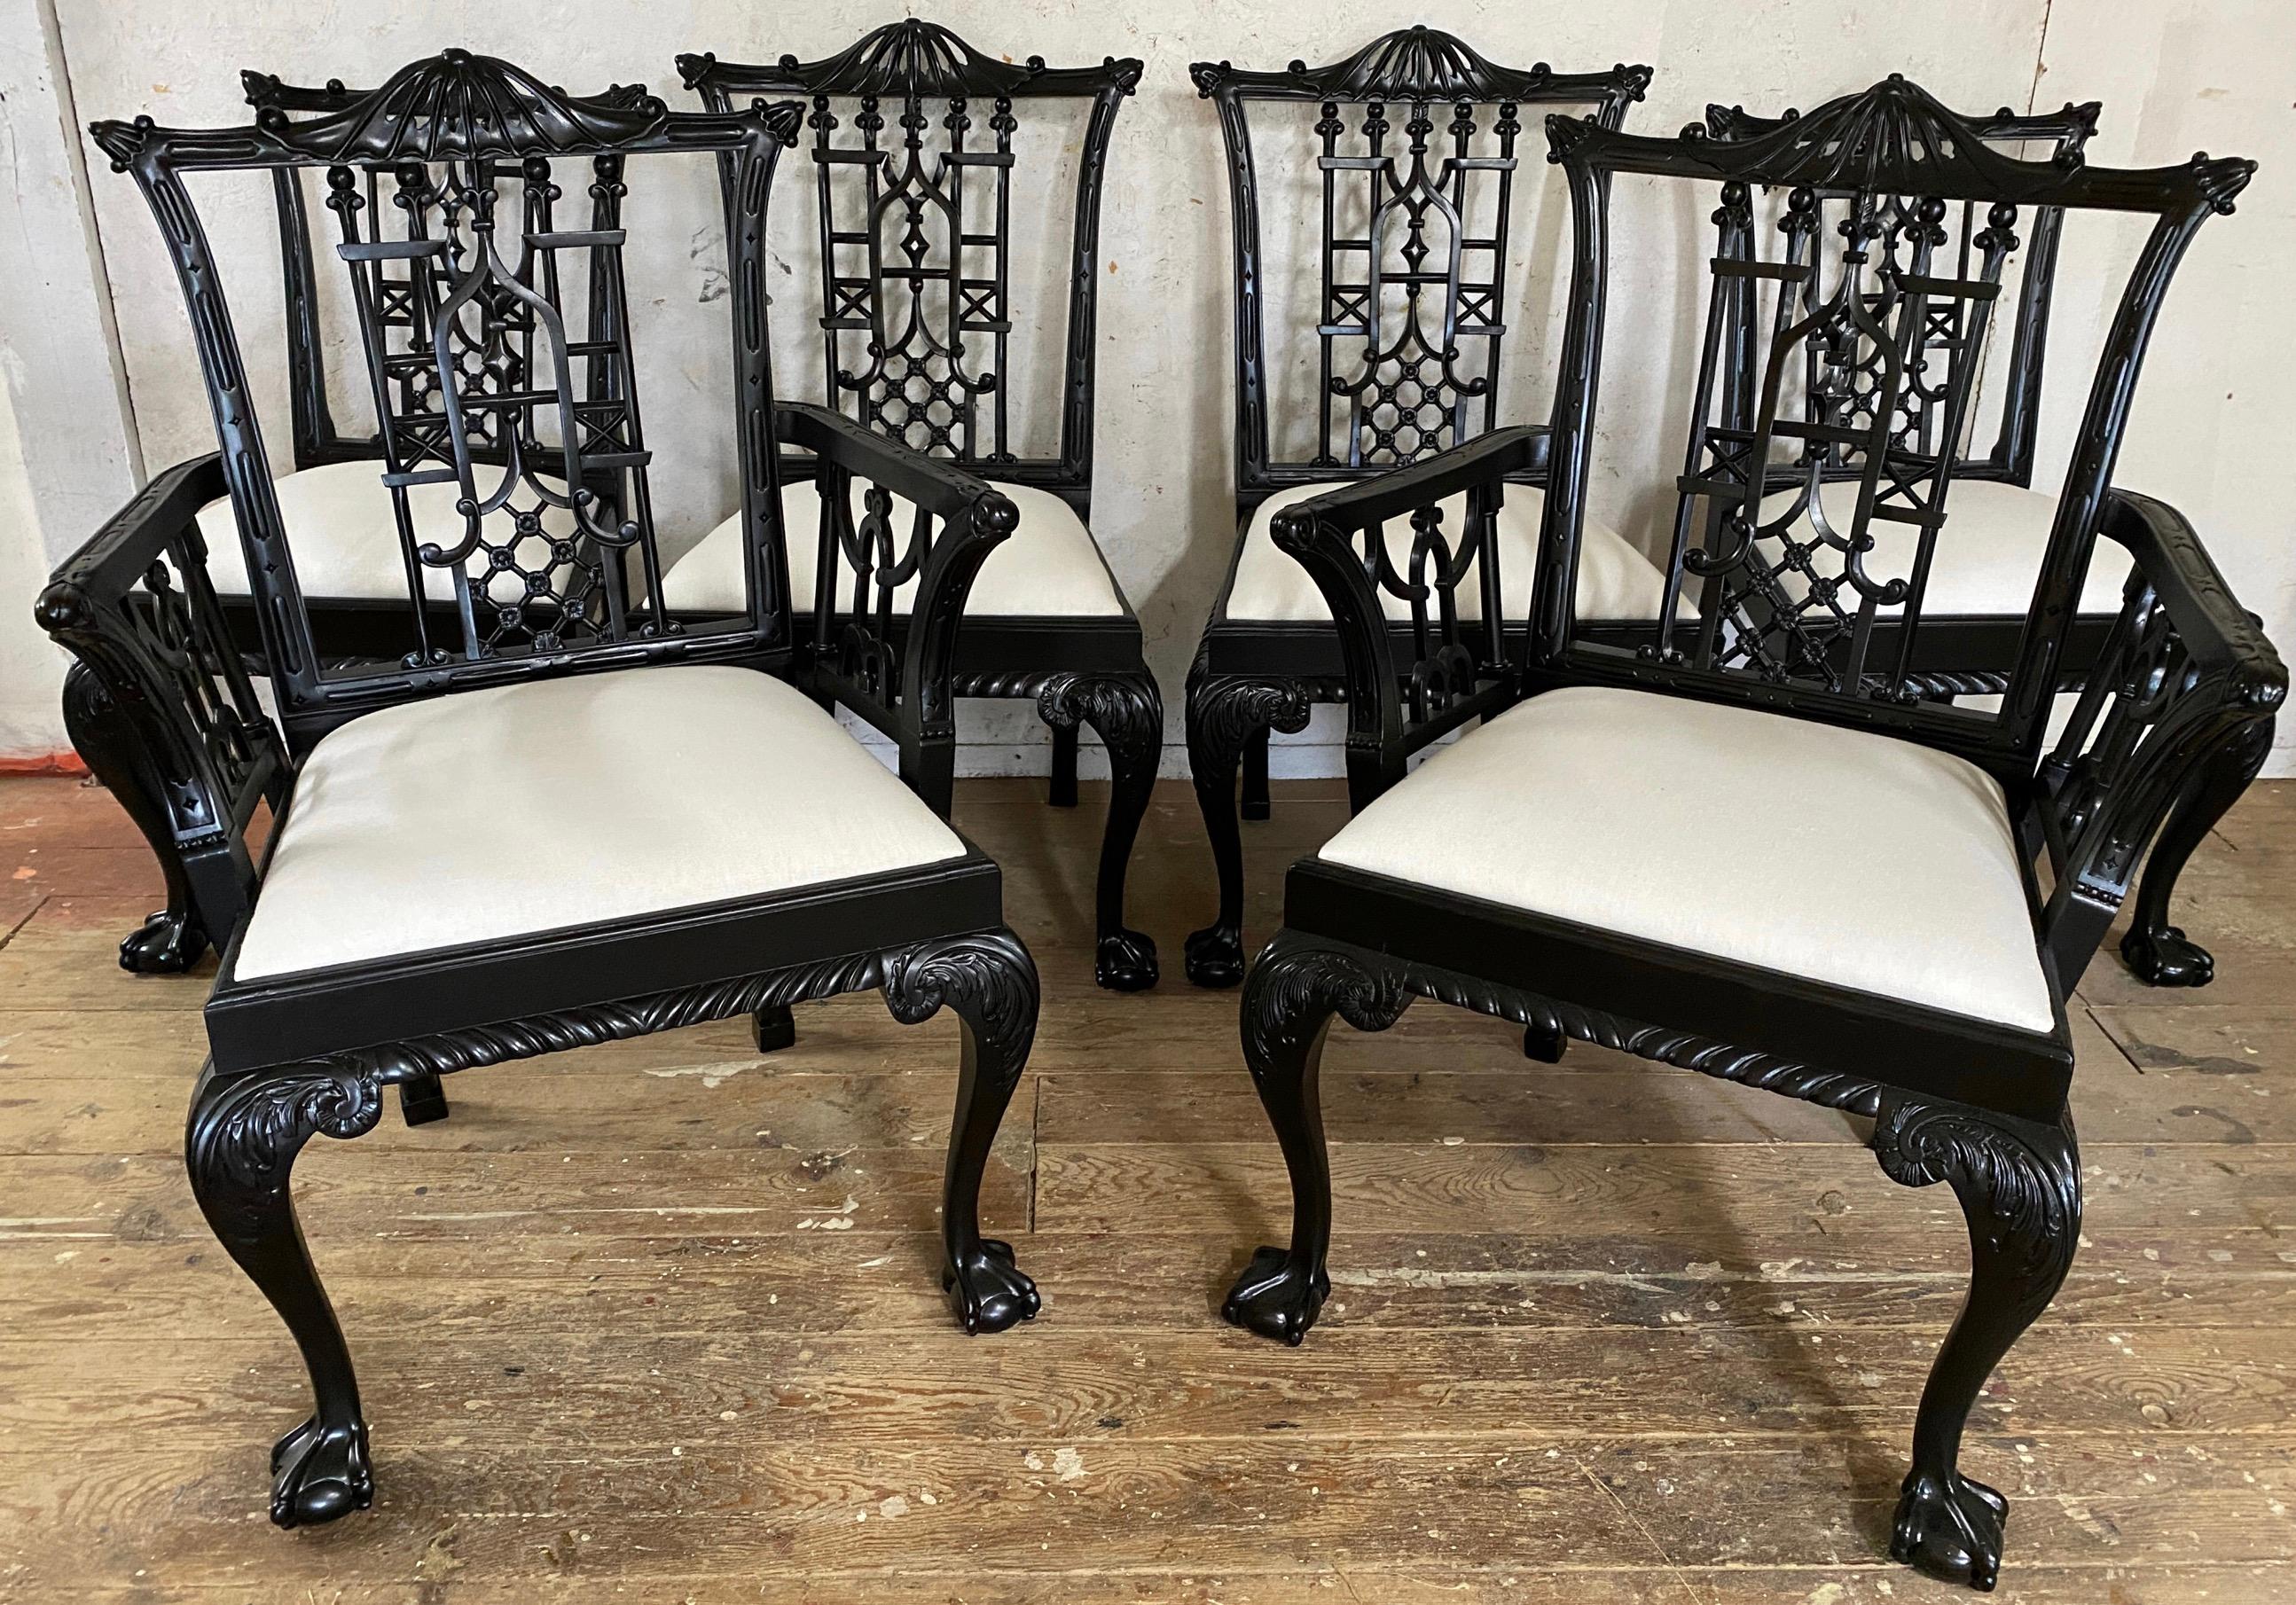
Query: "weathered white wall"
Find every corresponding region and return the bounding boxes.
[0,0,140,756]
[15,0,2294,775]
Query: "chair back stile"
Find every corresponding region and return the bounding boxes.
[90,51,803,749]
[1193,28,1650,508]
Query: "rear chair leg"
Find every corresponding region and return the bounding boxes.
[1040,670,1164,991]
[61,660,210,973]
[1241,725,1273,820]
[397,1074,450,1125]
[1223,932,1408,1345]
[1182,658,1311,988]
[752,1004,796,1053]
[1872,1092,2081,1592]
[1048,722,1079,808]
[2121,714,2273,987]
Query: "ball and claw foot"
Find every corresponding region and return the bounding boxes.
[1891,1468,2009,1592]
[943,1239,1040,1335]
[269,1414,373,1529]
[1221,1246,1328,1346]
[1095,929,1160,991]
[752,1004,796,1053]
[1183,923,1246,989]
[118,909,208,974]
[2120,924,2215,988]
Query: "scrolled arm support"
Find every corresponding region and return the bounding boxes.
[35,455,284,857]
[1267,426,1542,807]
[2040,489,2285,980]
[777,402,1019,812]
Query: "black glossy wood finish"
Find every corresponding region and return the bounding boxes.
[1182,29,1651,984]
[679,24,1164,992]
[1229,76,2279,1593]
[65,51,1046,1530]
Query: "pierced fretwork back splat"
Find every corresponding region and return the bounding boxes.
[815,88,1009,459]
[1318,92,1521,467]
[1656,179,2018,697]
[332,153,656,663]
[680,23,1140,483]
[1194,30,1649,494]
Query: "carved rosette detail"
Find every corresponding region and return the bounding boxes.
[1037,671,1163,770]
[1187,645,1315,756]
[1871,1093,2081,1319]
[881,929,1040,1076]
[188,1061,386,1241]
[1242,939,1411,1067]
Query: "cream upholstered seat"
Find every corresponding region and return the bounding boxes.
[1317,685,2055,1033]
[197,459,579,600]
[661,475,1125,618]
[1227,481,1679,622]
[1758,478,2128,615]
[230,664,966,982]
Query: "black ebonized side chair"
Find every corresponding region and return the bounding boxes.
[1708,96,2269,988]
[1180,29,1657,987]
[666,23,1165,992]
[50,51,1043,1529]
[1219,79,2277,1591]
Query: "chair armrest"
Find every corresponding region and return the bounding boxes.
[34,455,286,894]
[775,403,1020,813]
[1267,427,1545,809]
[2038,489,2285,975]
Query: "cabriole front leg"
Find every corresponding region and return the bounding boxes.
[60,660,211,973]
[1183,660,1311,988]
[1223,933,1407,1344]
[2120,714,2274,987]
[1872,1092,2081,1592]
[185,1056,389,1527]
[883,928,1043,1335]
[1039,670,1164,991]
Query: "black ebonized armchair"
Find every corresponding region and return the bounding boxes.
[1219,79,2279,1591]
[49,51,1043,1529]
[1180,28,1657,986]
[1705,95,2268,987]
[666,22,1165,992]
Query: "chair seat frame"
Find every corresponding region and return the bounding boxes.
[53,53,1047,1530]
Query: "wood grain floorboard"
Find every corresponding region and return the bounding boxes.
[0,771,2287,1603]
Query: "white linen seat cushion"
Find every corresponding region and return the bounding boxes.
[1756,478,2128,615]
[1226,480,1681,623]
[660,476,1124,618]
[1317,685,2055,1033]
[197,458,579,601]
[231,664,966,982]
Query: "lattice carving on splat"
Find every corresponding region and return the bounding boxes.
[1657,177,2022,697]
[329,152,660,663]
[1317,93,1521,467]
[812,88,1014,461]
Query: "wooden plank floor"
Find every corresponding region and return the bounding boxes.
[0,770,2291,1603]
